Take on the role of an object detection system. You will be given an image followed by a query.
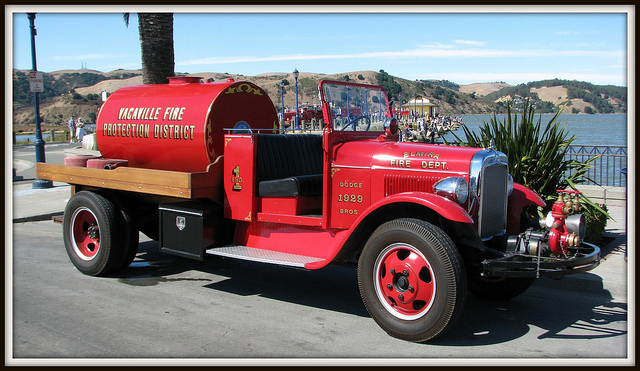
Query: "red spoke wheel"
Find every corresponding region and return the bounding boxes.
[63,191,122,276]
[374,243,437,320]
[69,207,101,260]
[358,218,466,342]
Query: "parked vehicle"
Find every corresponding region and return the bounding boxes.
[37,78,600,342]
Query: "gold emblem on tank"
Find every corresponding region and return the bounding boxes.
[206,118,215,161]
[224,83,263,95]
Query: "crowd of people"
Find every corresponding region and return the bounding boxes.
[400,114,462,143]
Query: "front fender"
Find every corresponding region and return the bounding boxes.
[326,191,475,267]
[357,192,474,225]
[511,183,546,208]
[507,183,546,234]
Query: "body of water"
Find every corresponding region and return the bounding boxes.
[15,125,96,144]
[441,113,628,187]
[442,114,628,147]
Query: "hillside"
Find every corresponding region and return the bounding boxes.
[485,79,627,114]
[459,82,511,96]
[12,69,626,133]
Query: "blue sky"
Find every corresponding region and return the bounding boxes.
[8,5,632,86]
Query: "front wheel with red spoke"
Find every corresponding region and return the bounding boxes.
[358,218,466,342]
[63,191,121,276]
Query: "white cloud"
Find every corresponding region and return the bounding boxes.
[454,39,487,46]
[416,42,455,49]
[178,47,625,66]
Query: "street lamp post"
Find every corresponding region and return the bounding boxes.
[293,69,299,131]
[28,13,52,189]
[280,81,285,132]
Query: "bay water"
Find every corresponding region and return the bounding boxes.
[442,114,628,147]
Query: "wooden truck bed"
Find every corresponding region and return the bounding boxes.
[36,160,223,200]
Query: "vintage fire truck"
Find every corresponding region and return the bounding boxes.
[37,77,600,342]
[283,104,324,128]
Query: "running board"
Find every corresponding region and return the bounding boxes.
[205,245,325,268]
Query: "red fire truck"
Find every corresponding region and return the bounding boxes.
[37,77,600,342]
[283,104,323,127]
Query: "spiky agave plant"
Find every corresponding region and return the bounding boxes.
[445,100,609,243]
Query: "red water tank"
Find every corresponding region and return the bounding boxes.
[96,77,278,172]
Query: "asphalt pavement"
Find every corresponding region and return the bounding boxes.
[7,142,633,366]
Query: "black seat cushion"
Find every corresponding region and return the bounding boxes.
[258,174,323,197]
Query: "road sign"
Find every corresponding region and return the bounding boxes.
[29,71,44,93]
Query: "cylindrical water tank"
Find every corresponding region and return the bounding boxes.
[96,77,278,172]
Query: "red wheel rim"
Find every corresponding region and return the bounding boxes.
[69,207,101,261]
[373,243,436,320]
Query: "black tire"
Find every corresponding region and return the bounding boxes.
[62,191,122,276]
[468,275,535,301]
[111,206,139,272]
[358,218,467,342]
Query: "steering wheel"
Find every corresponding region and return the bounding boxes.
[340,116,371,131]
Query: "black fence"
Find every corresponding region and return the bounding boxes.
[565,146,628,187]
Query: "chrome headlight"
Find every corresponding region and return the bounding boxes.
[434,177,469,205]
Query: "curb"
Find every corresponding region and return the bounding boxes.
[13,212,64,224]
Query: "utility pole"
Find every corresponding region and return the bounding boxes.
[28,13,53,189]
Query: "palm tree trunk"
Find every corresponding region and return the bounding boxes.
[137,13,175,84]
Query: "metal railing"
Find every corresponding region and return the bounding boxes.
[565,146,627,187]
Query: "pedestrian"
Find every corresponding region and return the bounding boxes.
[76,118,87,142]
[68,116,75,143]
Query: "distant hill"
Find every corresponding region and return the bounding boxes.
[459,82,511,96]
[12,69,627,132]
[485,79,627,114]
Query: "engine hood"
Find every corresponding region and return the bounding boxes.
[369,141,482,176]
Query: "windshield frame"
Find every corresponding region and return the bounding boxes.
[318,80,392,133]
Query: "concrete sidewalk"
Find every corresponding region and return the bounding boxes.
[11,181,72,223]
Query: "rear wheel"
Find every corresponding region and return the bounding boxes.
[358,218,466,342]
[63,191,121,276]
[111,206,139,272]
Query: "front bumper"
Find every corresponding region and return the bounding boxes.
[482,242,601,278]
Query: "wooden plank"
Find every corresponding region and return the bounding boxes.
[37,162,222,200]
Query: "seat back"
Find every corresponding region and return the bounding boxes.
[255,134,323,182]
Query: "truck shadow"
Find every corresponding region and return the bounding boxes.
[112,238,627,346]
[432,234,628,346]
[113,240,369,317]
[432,278,627,346]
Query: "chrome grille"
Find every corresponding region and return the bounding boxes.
[478,164,508,239]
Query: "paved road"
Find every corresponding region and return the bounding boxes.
[9,220,629,365]
[12,141,81,181]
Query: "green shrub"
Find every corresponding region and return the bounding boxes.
[445,100,610,240]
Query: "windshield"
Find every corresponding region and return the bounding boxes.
[319,80,391,132]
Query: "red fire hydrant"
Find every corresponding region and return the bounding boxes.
[548,190,582,256]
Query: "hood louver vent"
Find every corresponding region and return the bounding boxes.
[383,174,439,197]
